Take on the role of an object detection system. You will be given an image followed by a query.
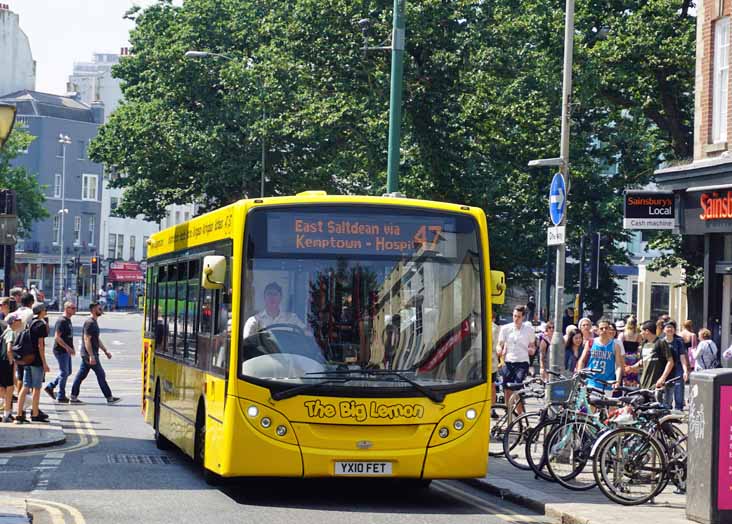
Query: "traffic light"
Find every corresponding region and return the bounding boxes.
[90,256,99,275]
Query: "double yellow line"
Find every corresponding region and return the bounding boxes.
[9,409,98,457]
[433,481,546,524]
[25,498,86,524]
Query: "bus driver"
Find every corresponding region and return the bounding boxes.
[243,282,306,338]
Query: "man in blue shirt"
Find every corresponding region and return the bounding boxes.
[577,318,623,392]
[662,320,689,410]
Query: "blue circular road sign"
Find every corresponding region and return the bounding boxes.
[549,173,566,226]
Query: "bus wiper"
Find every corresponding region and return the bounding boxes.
[271,378,354,401]
[306,369,445,403]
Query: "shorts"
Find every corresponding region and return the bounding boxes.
[16,365,24,381]
[500,362,530,387]
[0,359,13,388]
[22,365,44,389]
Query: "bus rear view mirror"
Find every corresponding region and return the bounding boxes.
[490,270,505,304]
[202,255,226,289]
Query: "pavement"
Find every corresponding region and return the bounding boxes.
[471,456,689,524]
[0,498,29,524]
[0,420,65,452]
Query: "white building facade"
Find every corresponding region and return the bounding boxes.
[0,4,35,97]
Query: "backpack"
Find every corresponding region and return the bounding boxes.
[12,320,39,365]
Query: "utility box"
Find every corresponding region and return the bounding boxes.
[687,369,732,524]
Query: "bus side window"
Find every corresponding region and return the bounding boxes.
[186,259,200,364]
[155,265,168,353]
[211,259,231,372]
[146,266,156,334]
[198,262,215,370]
[175,261,187,357]
[167,263,178,354]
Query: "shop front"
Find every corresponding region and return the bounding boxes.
[656,159,732,353]
[106,261,145,309]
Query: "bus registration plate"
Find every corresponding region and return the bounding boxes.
[334,461,393,476]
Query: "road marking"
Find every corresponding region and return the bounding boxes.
[8,409,97,457]
[0,458,9,465]
[26,498,87,524]
[433,481,545,524]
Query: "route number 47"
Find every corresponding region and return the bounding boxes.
[413,225,443,251]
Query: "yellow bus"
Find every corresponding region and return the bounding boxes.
[141,191,505,483]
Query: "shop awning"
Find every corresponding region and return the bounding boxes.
[108,262,144,282]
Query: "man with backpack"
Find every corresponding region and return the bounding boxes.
[15,303,50,423]
[1,313,21,422]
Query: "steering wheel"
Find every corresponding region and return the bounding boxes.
[258,323,306,337]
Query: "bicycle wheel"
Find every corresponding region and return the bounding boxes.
[545,419,600,491]
[488,404,509,457]
[658,421,687,493]
[502,412,541,470]
[525,418,559,481]
[592,427,668,505]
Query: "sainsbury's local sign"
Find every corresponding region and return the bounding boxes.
[623,191,675,230]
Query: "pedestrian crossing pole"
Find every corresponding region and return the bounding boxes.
[529,0,575,396]
[386,0,406,194]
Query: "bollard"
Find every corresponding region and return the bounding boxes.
[687,369,732,524]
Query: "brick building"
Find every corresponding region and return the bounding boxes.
[655,0,732,351]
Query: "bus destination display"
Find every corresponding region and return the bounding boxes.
[266,212,458,257]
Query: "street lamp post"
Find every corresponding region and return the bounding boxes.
[386,0,406,194]
[0,104,17,296]
[58,134,71,309]
[184,50,266,198]
[528,0,575,392]
[0,104,17,148]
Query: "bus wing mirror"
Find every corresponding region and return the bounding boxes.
[490,270,506,304]
[202,255,226,289]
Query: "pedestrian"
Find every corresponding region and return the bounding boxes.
[632,320,675,402]
[8,287,22,312]
[14,293,36,399]
[70,302,120,405]
[44,302,77,403]
[578,317,594,348]
[618,317,641,388]
[107,286,117,312]
[497,305,536,414]
[98,287,107,309]
[661,320,689,410]
[0,313,22,422]
[679,320,698,370]
[537,321,554,380]
[564,328,583,374]
[526,296,536,324]
[577,318,623,392]
[15,303,50,423]
[562,307,574,334]
[29,285,39,305]
[693,329,720,370]
[0,297,9,332]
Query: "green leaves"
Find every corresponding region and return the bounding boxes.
[90,0,694,301]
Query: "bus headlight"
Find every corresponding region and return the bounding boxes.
[453,419,465,431]
[276,425,287,437]
[260,417,272,428]
[247,405,259,418]
[466,408,477,420]
[439,427,449,438]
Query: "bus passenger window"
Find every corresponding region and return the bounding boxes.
[155,265,168,353]
[167,263,178,353]
[175,261,187,357]
[211,263,231,371]
[186,260,200,363]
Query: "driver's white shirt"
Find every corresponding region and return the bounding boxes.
[243,310,306,338]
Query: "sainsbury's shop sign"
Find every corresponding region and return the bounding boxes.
[700,191,732,221]
[623,191,675,229]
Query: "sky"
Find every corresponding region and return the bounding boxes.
[11,1,178,95]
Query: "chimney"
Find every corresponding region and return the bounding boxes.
[91,100,105,124]
[120,47,130,56]
[0,4,9,11]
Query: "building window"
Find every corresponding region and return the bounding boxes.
[77,140,86,160]
[82,174,98,201]
[73,216,81,245]
[650,284,670,322]
[53,215,60,244]
[175,211,181,224]
[142,236,149,259]
[713,17,730,144]
[110,197,119,211]
[116,234,124,259]
[108,233,117,259]
[88,215,95,246]
[631,281,638,316]
[129,235,136,260]
[53,174,61,198]
[184,212,190,222]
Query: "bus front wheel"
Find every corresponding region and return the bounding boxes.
[195,403,221,486]
[153,385,172,451]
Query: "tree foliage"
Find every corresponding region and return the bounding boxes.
[0,128,48,237]
[90,0,695,305]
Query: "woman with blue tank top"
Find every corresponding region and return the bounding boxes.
[577,318,623,391]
